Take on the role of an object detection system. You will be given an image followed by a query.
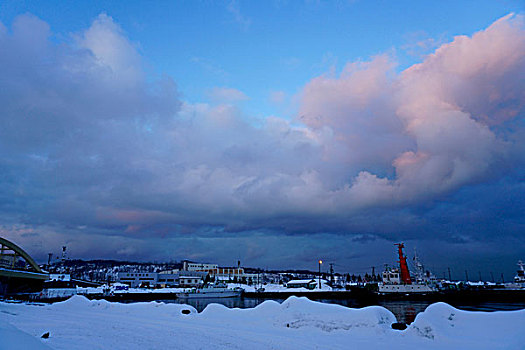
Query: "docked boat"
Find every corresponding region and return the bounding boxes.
[377,243,437,294]
[514,260,525,286]
[29,274,78,301]
[176,282,243,299]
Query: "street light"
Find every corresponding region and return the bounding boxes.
[318,260,323,289]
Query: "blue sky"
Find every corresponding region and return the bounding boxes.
[0,1,524,279]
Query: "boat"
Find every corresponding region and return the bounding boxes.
[29,274,78,301]
[377,243,437,294]
[514,260,525,286]
[176,282,243,299]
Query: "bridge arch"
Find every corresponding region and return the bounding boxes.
[0,237,43,273]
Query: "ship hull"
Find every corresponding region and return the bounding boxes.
[378,283,436,294]
[176,291,241,299]
[176,288,243,299]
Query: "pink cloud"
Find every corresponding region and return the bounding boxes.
[298,13,525,206]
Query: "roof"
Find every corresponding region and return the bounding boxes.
[287,279,316,284]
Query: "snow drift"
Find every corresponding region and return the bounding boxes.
[0,296,523,350]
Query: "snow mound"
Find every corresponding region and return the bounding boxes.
[52,295,197,316]
[408,302,525,348]
[200,296,396,333]
[55,294,92,307]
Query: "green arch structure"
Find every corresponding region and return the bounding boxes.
[0,237,43,273]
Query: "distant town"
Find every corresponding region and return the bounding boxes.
[48,258,380,289]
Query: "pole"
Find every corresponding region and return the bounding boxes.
[465,270,469,282]
[47,253,53,270]
[318,260,322,289]
[490,272,494,283]
[447,267,451,281]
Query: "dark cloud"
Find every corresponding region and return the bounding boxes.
[0,13,523,276]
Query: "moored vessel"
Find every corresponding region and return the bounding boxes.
[176,282,243,299]
[377,243,437,294]
[514,260,525,287]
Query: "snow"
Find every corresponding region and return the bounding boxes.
[0,296,523,350]
[0,318,52,350]
[285,279,316,284]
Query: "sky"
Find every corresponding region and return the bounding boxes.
[0,0,524,280]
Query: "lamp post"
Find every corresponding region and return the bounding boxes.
[318,260,323,289]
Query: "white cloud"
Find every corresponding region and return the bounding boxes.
[0,12,523,256]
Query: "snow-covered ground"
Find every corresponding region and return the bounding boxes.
[0,296,523,350]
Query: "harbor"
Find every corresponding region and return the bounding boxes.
[3,237,523,330]
[1,3,525,348]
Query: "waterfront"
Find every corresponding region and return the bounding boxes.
[158,297,525,324]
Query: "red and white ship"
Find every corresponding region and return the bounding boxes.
[378,243,437,294]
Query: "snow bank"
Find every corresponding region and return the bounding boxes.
[53,294,198,317]
[1,296,524,350]
[199,296,395,333]
[407,302,525,348]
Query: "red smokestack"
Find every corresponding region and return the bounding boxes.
[395,243,412,284]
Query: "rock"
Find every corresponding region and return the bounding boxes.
[391,322,407,330]
[41,332,50,339]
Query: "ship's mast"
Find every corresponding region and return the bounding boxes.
[395,243,412,284]
[413,248,424,282]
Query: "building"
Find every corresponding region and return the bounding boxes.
[183,261,257,282]
[183,261,218,271]
[117,271,206,288]
[286,279,317,289]
[156,273,179,287]
[117,272,158,288]
[179,275,204,287]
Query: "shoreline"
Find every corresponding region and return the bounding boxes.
[11,287,525,304]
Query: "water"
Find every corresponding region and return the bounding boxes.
[161,297,525,324]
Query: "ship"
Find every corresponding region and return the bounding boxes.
[29,274,78,301]
[176,281,243,299]
[514,260,525,286]
[377,243,437,294]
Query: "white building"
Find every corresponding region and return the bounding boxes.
[183,261,218,271]
[117,271,206,288]
[182,261,257,282]
[117,272,158,288]
[179,276,204,287]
